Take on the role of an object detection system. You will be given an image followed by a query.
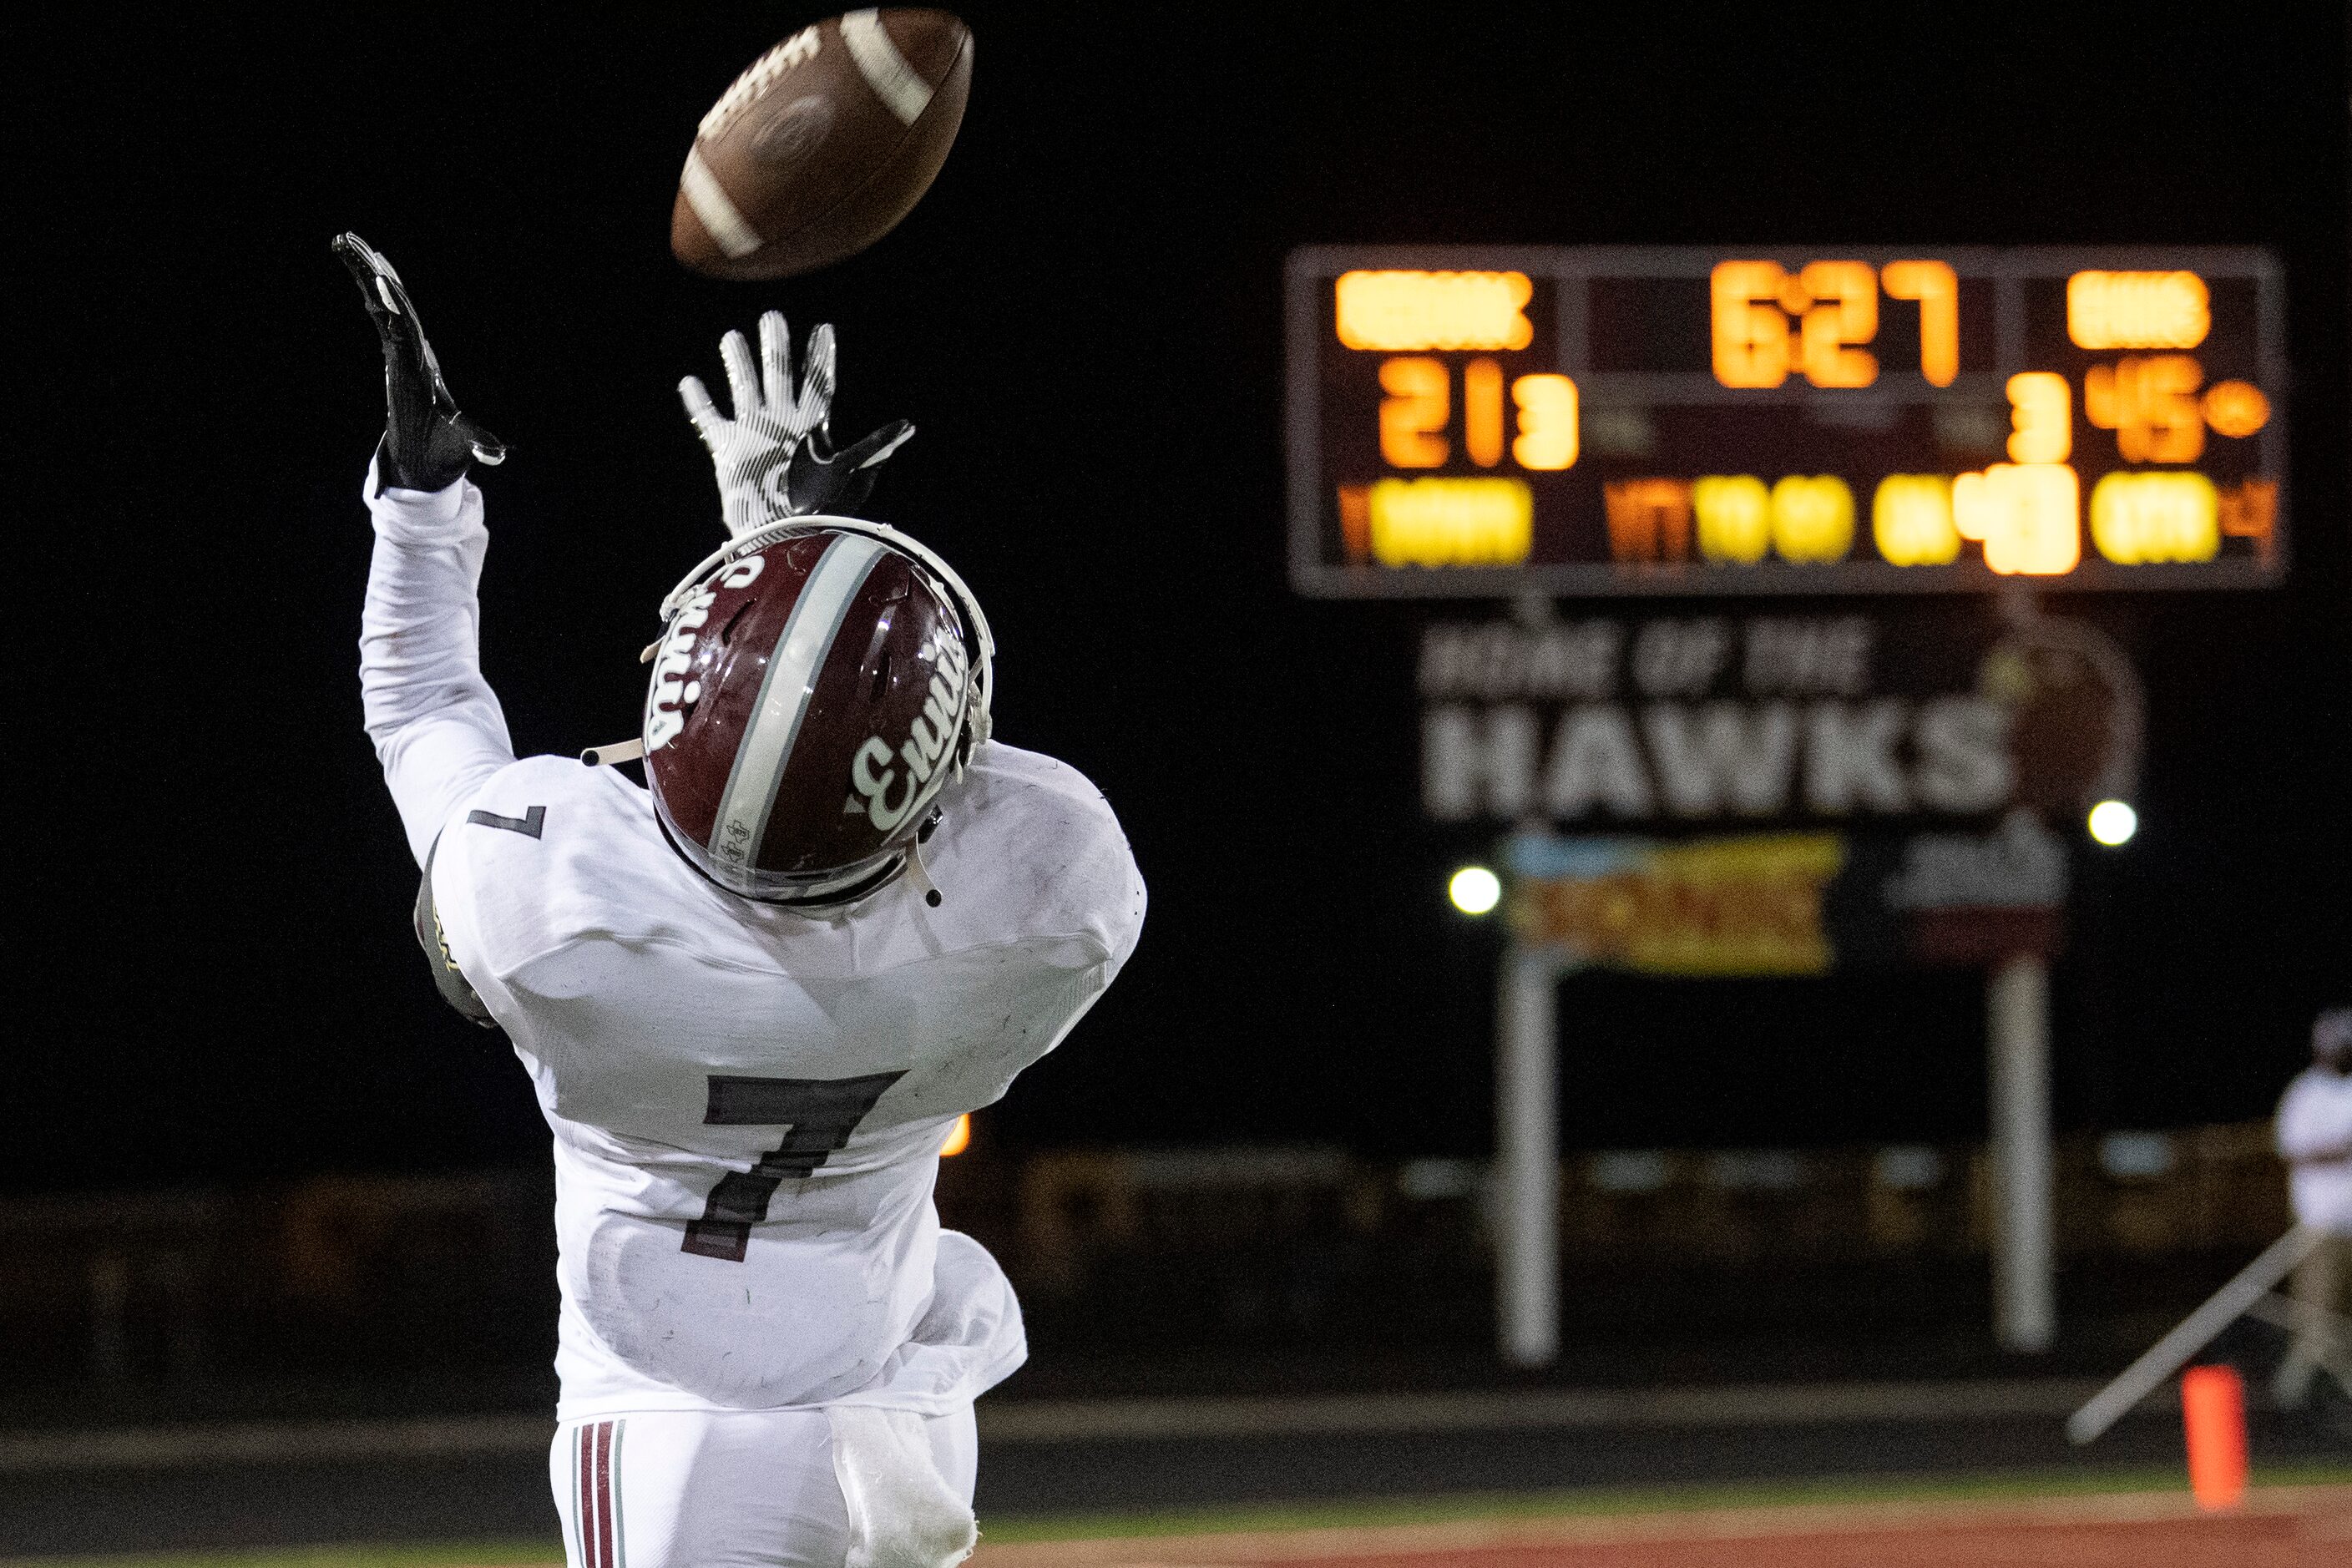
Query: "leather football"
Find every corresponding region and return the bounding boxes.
[671,9,973,281]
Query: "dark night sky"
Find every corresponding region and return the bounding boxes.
[8,5,2347,1192]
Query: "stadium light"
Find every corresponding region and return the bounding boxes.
[2087,800,2138,847]
[938,1113,971,1157]
[1449,865,1502,914]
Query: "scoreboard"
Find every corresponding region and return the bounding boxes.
[1285,246,2286,597]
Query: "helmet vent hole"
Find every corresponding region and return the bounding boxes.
[717,600,756,646]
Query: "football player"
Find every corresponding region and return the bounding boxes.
[336,234,1145,1568]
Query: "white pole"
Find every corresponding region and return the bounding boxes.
[1988,953,2056,1353]
[1496,943,1560,1366]
[2067,1225,2322,1444]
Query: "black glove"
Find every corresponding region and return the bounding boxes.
[679,313,913,536]
[784,417,913,518]
[334,232,507,494]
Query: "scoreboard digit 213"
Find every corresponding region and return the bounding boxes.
[1284,246,2285,597]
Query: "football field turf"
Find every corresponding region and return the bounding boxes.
[9,1464,2349,1568]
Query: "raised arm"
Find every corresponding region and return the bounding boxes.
[336,234,516,867]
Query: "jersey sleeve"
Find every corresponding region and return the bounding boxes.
[974,743,1147,978]
[357,457,518,867]
[421,754,603,1047]
[1080,791,1147,983]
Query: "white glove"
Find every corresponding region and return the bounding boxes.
[680,313,911,539]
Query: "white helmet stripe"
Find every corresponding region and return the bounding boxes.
[708,535,886,878]
[660,514,993,749]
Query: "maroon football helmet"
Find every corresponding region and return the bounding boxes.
[633,515,994,909]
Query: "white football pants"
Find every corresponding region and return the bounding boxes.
[551,1404,979,1568]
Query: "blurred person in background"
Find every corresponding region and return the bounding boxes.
[2274,1006,2352,1409]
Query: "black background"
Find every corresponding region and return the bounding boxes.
[8,4,2346,1191]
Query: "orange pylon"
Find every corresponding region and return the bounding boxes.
[2182,1364,2248,1511]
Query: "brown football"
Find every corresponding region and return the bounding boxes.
[671,9,973,281]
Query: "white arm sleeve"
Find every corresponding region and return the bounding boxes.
[358,457,516,867]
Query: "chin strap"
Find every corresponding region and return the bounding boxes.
[581,738,645,766]
[903,832,942,908]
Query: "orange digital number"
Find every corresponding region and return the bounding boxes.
[1464,357,1505,467]
[2006,372,2071,464]
[1882,260,1959,387]
[1711,260,1791,387]
[1715,260,1881,388]
[1378,357,1449,468]
[1796,261,1878,388]
[1510,374,1579,470]
[1379,362,1579,473]
[2085,355,2206,464]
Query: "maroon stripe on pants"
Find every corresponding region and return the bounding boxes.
[594,1420,615,1568]
[576,1425,594,1567]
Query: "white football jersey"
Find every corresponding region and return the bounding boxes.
[2278,1067,2352,1234]
[431,745,1144,1419]
[356,466,1145,1424]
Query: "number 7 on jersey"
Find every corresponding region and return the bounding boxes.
[682,1071,906,1262]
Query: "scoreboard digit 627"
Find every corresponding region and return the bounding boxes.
[1284,246,2285,597]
